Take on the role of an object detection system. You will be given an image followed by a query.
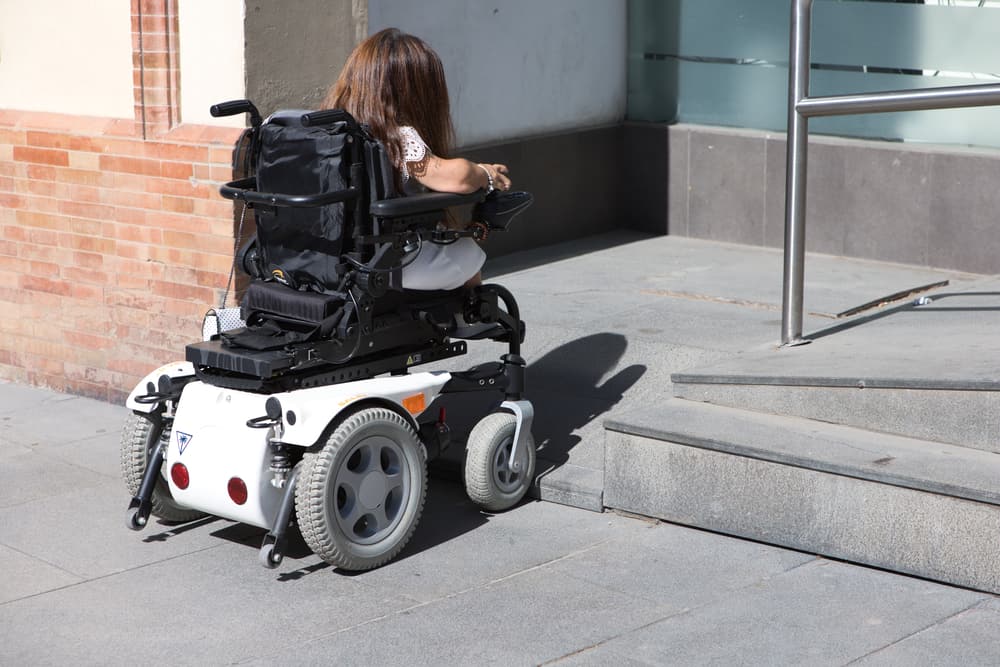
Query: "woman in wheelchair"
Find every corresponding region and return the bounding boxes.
[122,29,537,572]
[324,27,513,290]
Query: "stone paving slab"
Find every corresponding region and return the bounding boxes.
[544,519,815,610]
[252,566,672,666]
[854,598,1000,666]
[0,448,109,510]
[0,391,127,447]
[0,542,82,604]
[554,559,986,666]
[673,277,1000,389]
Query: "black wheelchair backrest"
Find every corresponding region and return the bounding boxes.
[251,110,363,290]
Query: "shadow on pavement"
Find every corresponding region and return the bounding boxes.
[430,332,645,476]
[337,479,494,576]
[529,333,645,468]
[150,479,495,581]
[142,515,222,542]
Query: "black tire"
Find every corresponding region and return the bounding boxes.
[295,407,426,571]
[120,412,206,524]
[464,412,536,512]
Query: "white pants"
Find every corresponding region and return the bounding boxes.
[401,238,486,290]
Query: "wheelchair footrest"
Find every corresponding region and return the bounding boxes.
[451,321,508,340]
[186,339,295,378]
[188,338,468,392]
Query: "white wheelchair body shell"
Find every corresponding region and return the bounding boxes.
[126,365,451,530]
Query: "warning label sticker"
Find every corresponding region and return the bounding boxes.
[176,431,193,455]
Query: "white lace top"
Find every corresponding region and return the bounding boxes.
[397,125,429,192]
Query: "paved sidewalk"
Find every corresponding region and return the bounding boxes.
[2,234,999,665]
[478,233,989,509]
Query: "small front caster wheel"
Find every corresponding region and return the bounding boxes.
[464,412,536,512]
[126,507,147,531]
[259,542,283,569]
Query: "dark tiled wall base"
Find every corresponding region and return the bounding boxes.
[662,123,1000,275]
[459,126,627,258]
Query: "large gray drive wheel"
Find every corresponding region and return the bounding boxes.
[295,407,426,571]
[464,412,536,512]
[120,412,205,523]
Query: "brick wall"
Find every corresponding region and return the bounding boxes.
[0,112,243,403]
[0,0,244,403]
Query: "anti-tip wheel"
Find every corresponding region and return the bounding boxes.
[464,411,535,512]
[295,407,426,572]
[120,413,205,524]
[126,507,147,531]
[259,542,283,569]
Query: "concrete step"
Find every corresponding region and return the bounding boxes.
[604,399,1000,593]
[672,362,1000,455]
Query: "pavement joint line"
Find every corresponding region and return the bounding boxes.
[558,532,822,610]
[843,597,989,665]
[261,536,631,660]
[0,540,84,591]
[540,614,673,666]
[543,552,957,666]
[3,427,118,450]
[540,554,831,665]
[639,288,784,312]
[28,445,120,481]
[0,476,113,513]
[0,542,226,607]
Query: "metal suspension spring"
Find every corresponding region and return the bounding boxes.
[268,442,293,473]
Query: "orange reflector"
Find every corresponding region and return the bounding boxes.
[402,392,426,414]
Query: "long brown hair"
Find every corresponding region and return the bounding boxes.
[324,28,454,168]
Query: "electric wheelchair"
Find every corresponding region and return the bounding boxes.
[122,100,536,571]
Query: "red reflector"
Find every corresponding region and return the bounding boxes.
[171,463,190,490]
[228,477,248,505]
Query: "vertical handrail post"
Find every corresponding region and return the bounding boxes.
[782,0,814,346]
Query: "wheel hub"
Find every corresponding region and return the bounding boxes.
[493,437,522,493]
[359,471,388,509]
[332,435,410,545]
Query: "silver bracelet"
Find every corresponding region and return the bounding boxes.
[477,164,494,194]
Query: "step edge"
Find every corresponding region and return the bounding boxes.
[605,410,1000,506]
[671,373,1000,391]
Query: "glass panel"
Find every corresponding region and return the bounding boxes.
[815,2,1000,75]
[628,0,1000,148]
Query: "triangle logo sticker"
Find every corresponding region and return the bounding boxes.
[176,431,193,455]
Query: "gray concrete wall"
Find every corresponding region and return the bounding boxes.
[243,0,365,114]
[368,0,627,147]
[643,122,1000,275]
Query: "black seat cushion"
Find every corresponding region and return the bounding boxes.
[241,280,345,326]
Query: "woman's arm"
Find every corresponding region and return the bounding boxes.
[408,153,511,194]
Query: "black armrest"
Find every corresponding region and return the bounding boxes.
[370,190,486,218]
[220,177,360,208]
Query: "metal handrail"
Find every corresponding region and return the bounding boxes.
[781,0,1000,346]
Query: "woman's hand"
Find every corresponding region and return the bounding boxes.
[478,163,512,192]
